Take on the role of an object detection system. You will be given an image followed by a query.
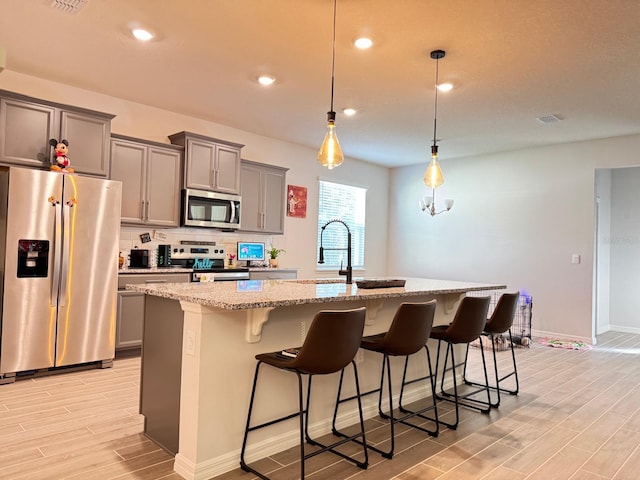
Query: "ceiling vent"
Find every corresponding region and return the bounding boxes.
[50,0,88,14]
[536,114,563,125]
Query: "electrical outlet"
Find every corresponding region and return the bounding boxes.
[300,321,306,344]
[186,329,196,356]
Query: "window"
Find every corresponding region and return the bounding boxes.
[317,180,367,269]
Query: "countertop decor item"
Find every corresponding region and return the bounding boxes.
[268,245,285,268]
[355,279,406,289]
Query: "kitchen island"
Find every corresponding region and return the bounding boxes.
[128,277,505,480]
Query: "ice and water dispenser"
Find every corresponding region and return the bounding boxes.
[17,240,49,278]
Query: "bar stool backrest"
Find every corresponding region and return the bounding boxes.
[485,292,520,334]
[293,307,366,375]
[382,301,437,356]
[444,296,491,344]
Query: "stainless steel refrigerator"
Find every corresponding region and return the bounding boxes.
[0,166,122,378]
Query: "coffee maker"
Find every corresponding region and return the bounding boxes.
[157,244,172,267]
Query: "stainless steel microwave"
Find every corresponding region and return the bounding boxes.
[181,189,241,229]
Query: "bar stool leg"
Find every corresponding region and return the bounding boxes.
[306,363,369,468]
[240,362,262,475]
[435,338,491,430]
[462,329,520,407]
[397,346,439,437]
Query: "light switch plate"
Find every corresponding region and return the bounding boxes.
[571,254,581,264]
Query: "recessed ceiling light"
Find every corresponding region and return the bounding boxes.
[132,28,154,42]
[343,108,357,116]
[437,83,453,92]
[258,75,276,86]
[354,37,373,50]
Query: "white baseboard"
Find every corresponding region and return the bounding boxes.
[172,379,441,480]
[607,324,640,335]
[531,328,593,345]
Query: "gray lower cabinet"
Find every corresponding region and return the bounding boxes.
[0,90,113,176]
[116,272,190,350]
[240,159,288,233]
[110,134,182,227]
[116,291,145,350]
[249,269,298,280]
[169,131,243,194]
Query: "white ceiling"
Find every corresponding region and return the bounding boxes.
[1,0,639,168]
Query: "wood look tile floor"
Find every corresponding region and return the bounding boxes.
[0,332,639,479]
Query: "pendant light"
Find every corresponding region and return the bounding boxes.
[420,49,454,216]
[317,0,344,170]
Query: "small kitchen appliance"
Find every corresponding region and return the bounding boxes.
[157,244,172,267]
[129,249,150,268]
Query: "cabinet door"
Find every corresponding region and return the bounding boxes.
[116,291,145,350]
[146,146,181,227]
[240,163,263,231]
[110,139,146,224]
[60,110,111,176]
[185,138,215,190]
[215,145,240,194]
[262,168,286,233]
[0,97,56,167]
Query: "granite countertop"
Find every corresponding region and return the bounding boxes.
[126,277,505,310]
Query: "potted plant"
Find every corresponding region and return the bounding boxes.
[268,245,285,268]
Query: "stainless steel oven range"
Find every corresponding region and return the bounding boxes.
[169,242,249,282]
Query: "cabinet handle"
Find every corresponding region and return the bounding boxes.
[145,201,149,220]
[212,169,217,187]
[261,212,265,230]
[141,201,145,221]
[145,279,167,284]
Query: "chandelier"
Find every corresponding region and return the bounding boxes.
[419,49,454,216]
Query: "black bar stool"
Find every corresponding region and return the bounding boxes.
[332,301,439,459]
[463,291,520,407]
[240,307,368,480]
[429,295,491,429]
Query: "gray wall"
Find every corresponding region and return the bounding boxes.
[389,135,640,343]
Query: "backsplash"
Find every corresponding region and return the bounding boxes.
[119,226,276,268]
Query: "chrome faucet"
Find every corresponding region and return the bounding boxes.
[318,219,352,284]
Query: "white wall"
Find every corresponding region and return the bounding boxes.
[609,167,640,333]
[389,135,640,342]
[0,70,389,278]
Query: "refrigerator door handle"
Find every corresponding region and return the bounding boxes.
[59,203,72,307]
[51,202,63,307]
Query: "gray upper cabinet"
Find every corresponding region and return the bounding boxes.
[110,134,182,227]
[240,159,288,234]
[168,131,243,194]
[0,90,114,176]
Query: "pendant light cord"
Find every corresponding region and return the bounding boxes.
[329,0,337,114]
[432,56,439,147]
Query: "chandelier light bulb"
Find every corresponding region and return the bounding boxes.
[423,156,444,189]
[318,113,344,169]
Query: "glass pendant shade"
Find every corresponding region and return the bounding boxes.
[423,155,444,188]
[317,118,344,169]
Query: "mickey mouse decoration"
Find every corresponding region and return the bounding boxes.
[49,138,74,173]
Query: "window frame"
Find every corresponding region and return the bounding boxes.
[316,178,367,271]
